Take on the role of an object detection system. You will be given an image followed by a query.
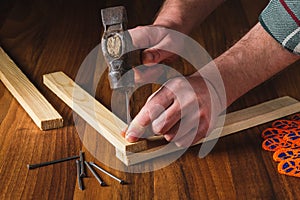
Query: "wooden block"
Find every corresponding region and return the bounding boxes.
[43,71,147,153]
[116,96,300,165]
[42,71,300,165]
[0,47,63,130]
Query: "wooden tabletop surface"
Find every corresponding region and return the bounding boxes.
[1,0,300,199]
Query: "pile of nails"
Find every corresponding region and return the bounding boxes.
[27,151,127,190]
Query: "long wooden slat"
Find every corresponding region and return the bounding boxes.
[43,71,147,153]
[116,96,300,165]
[0,47,63,130]
[43,71,300,165]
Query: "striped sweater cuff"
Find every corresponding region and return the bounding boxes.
[259,0,300,55]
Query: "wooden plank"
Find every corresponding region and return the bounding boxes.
[44,72,300,165]
[0,47,63,130]
[43,71,147,153]
[42,71,300,165]
[116,96,300,165]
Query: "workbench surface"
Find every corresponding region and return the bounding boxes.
[1,0,300,199]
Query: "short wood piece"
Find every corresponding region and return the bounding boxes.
[0,47,63,130]
[43,71,147,153]
[116,96,300,165]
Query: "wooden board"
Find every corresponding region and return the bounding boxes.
[43,71,147,153]
[3,0,300,199]
[0,47,63,130]
[43,72,300,166]
[116,96,300,165]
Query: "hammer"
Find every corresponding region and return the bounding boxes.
[101,6,142,124]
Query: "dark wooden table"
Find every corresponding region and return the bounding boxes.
[1,0,300,199]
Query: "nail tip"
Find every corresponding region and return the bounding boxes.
[101,182,108,186]
[120,180,128,185]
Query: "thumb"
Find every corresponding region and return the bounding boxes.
[128,26,177,65]
[125,120,147,143]
[125,108,152,142]
[142,48,175,66]
[125,86,172,142]
[142,29,180,65]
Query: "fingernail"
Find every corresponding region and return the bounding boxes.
[125,132,138,142]
[143,52,154,62]
[152,120,161,134]
[151,50,160,62]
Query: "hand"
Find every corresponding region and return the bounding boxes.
[124,72,223,147]
[128,25,183,84]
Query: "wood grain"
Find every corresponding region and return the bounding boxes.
[43,71,300,166]
[0,47,63,130]
[43,71,147,153]
[1,0,300,199]
[117,96,300,165]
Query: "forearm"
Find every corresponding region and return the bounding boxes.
[199,23,300,109]
[153,0,224,34]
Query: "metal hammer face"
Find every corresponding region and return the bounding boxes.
[101,6,138,90]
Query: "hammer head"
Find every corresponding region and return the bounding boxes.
[101,6,138,90]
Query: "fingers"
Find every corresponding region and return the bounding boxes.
[128,26,162,49]
[150,78,211,147]
[142,48,176,66]
[125,86,174,142]
[128,26,179,66]
[152,101,181,134]
[166,120,209,148]
[143,33,178,65]
[125,74,215,147]
[163,116,196,142]
[162,112,208,147]
[133,64,165,84]
[174,128,198,148]
[128,26,182,86]
[176,113,212,147]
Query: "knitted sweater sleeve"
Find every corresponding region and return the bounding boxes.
[259,0,300,55]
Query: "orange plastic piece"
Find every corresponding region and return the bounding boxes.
[278,158,300,178]
[262,113,300,178]
[262,136,291,151]
[273,149,300,162]
[290,113,300,121]
[261,128,289,139]
[272,120,300,130]
[283,130,300,146]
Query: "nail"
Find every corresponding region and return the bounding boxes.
[76,160,84,190]
[84,161,107,186]
[27,155,80,169]
[79,151,86,177]
[89,162,127,185]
